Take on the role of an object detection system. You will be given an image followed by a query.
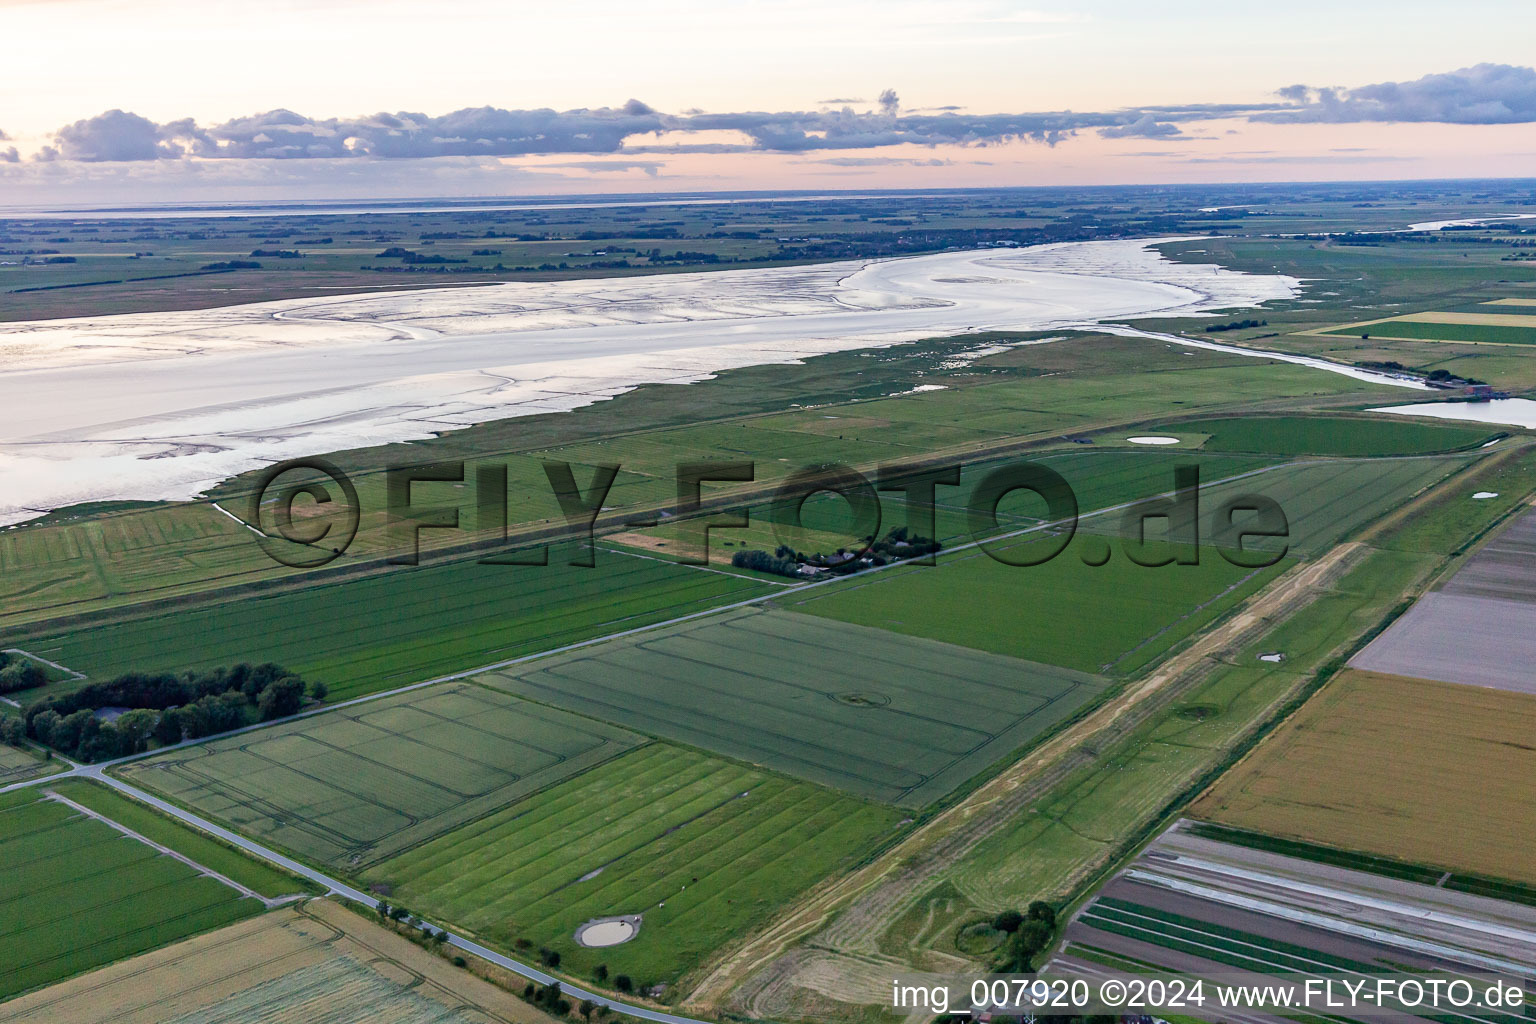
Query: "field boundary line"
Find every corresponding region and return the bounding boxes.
[0,454,1456,795]
[41,789,304,909]
[681,538,1367,1011]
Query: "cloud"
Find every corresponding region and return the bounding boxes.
[25,64,1536,166]
[1181,153,1413,164]
[1259,63,1536,124]
[804,156,954,166]
[0,147,17,163]
[0,128,9,141]
[537,159,666,176]
[1098,113,1184,139]
[49,109,199,161]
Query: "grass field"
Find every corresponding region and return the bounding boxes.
[119,683,641,868]
[1088,455,1465,557]
[11,548,772,702]
[613,449,1276,568]
[790,535,1284,677]
[0,898,562,1024]
[0,740,58,785]
[45,780,310,899]
[834,535,1443,978]
[1191,668,1536,885]
[478,606,1107,807]
[0,793,263,1001]
[365,744,903,988]
[0,337,1380,630]
[1165,415,1496,457]
[1319,318,1536,346]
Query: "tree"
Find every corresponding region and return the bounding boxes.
[594,963,609,982]
[115,709,156,755]
[257,676,305,720]
[308,679,329,702]
[29,709,61,747]
[580,998,597,1021]
[0,661,46,694]
[153,706,185,746]
[992,909,1024,934]
[0,716,25,746]
[614,975,633,993]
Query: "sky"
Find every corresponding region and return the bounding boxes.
[2,0,1535,204]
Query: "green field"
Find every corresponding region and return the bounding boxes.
[365,744,902,987]
[1166,415,1496,457]
[45,780,310,899]
[11,549,772,702]
[1081,455,1464,557]
[481,606,1106,807]
[1321,319,1536,345]
[0,338,1375,631]
[0,740,58,785]
[0,793,263,1000]
[791,535,1283,677]
[119,683,640,868]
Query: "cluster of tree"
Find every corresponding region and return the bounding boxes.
[872,525,941,559]
[731,548,802,577]
[522,981,572,1016]
[248,248,304,258]
[376,246,467,265]
[732,527,941,580]
[0,652,48,694]
[200,259,262,270]
[648,250,721,264]
[1204,318,1267,332]
[993,901,1057,972]
[1,716,27,747]
[23,663,322,761]
[363,264,506,275]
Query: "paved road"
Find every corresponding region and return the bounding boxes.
[71,766,718,1024]
[0,452,1472,1018]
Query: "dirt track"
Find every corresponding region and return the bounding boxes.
[683,540,1366,1012]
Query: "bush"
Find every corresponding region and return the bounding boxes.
[991,909,1024,934]
[257,676,305,720]
[0,661,47,694]
[614,975,633,993]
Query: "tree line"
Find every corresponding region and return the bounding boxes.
[0,651,49,694]
[21,663,325,762]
